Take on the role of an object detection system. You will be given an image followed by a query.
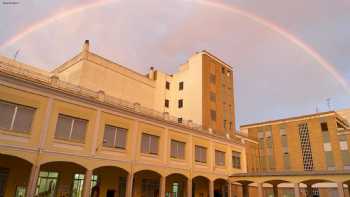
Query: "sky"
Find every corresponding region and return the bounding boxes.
[0,0,349,127]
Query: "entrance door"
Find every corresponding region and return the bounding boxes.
[106,189,115,197]
[0,168,9,197]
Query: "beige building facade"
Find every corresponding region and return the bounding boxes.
[1,40,350,197]
[0,42,243,197]
[234,111,350,197]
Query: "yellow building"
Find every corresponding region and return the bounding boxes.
[234,111,350,197]
[1,40,350,197]
[0,41,245,197]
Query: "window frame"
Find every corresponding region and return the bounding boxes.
[195,145,207,163]
[215,150,226,166]
[54,114,88,143]
[170,139,186,160]
[141,133,159,155]
[0,99,36,133]
[178,99,183,108]
[103,124,128,149]
[179,81,184,91]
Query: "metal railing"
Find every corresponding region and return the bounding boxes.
[0,60,241,144]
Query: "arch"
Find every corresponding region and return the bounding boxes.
[0,152,33,165]
[133,169,162,177]
[166,172,188,179]
[38,156,88,169]
[92,164,130,174]
[300,178,336,186]
[264,179,291,186]
[0,149,36,164]
[192,175,210,182]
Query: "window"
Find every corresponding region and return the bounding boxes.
[91,175,98,188]
[209,74,216,84]
[229,122,232,129]
[165,81,170,90]
[209,92,216,102]
[141,133,159,155]
[215,150,225,166]
[320,122,328,131]
[283,152,290,169]
[164,99,169,108]
[323,143,332,151]
[103,125,128,149]
[72,174,84,197]
[195,145,207,163]
[178,99,183,108]
[179,82,184,90]
[221,67,225,74]
[35,171,59,196]
[55,114,88,143]
[340,141,348,150]
[170,140,185,159]
[223,120,226,129]
[232,151,241,169]
[210,110,216,121]
[298,123,314,171]
[177,117,183,124]
[0,100,35,133]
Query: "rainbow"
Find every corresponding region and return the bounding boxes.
[0,0,348,93]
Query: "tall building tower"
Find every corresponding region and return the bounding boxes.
[53,41,236,137]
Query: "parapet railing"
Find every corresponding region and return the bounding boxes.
[0,60,242,144]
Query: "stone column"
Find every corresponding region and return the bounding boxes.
[293,183,300,197]
[272,184,278,197]
[187,178,192,197]
[160,176,166,197]
[347,184,350,197]
[82,170,92,197]
[337,182,344,197]
[126,173,134,197]
[209,180,214,197]
[228,182,232,197]
[257,182,263,197]
[306,184,312,197]
[242,183,249,197]
[26,164,40,197]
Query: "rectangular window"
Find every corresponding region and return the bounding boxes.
[232,151,241,169]
[164,99,169,108]
[298,123,314,171]
[103,125,128,149]
[177,117,183,124]
[170,140,185,159]
[338,135,350,169]
[210,92,216,102]
[165,81,170,90]
[283,152,290,169]
[141,133,159,155]
[0,100,35,133]
[55,114,88,143]
[320,122,328,131]
[35,171,59,196]
[229,122,232,129]
[195,145,207,163]
[221,67,225,74]
[210,110,216,121]
[223,120,226,129]
[209,74,216,84]
[72,174,84,197]
[215,150,225,166]
[179,82,184,90]
[178,99,183,108]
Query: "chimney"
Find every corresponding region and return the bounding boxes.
[148,66,156,80]
[82,40,90,52]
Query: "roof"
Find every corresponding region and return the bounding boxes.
[200,50,233,70]
[240,111,337,128]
